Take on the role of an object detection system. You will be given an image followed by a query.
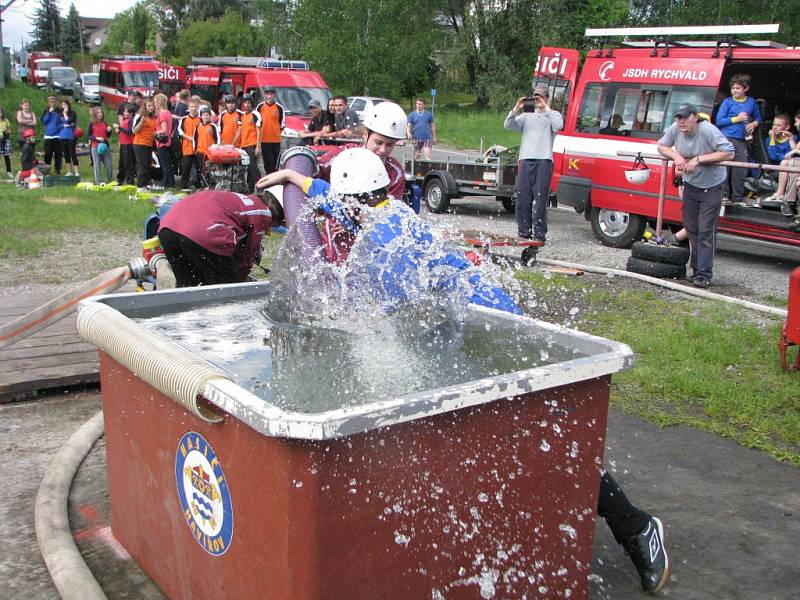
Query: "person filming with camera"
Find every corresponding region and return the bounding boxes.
[504,83,563,243]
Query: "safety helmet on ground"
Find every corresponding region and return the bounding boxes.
[362,102,407,140]
[97,142,109,155]
[330,148,390,196]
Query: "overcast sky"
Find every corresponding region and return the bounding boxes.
[2,0,138,52]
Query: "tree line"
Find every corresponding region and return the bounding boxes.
[30,0,800,107]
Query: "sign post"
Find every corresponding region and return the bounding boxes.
[430,88,436,116]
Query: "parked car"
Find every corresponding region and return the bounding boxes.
[347,96,388,121]
[47,67,78,96]
[73,72,100,103]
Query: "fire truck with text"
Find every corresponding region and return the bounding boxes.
[98,55,160,108]
[538,24,800,250]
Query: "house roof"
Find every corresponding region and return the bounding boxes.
[80,17,111,31]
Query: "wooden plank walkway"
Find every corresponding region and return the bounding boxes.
[0,284,135,401]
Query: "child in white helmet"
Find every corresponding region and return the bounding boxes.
[257,148,521,315]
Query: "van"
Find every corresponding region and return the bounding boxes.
[187,57,331,140]
[99,55,160,108]
[27,52,63,88]
[539,24,800,250]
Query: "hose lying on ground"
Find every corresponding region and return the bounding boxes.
[35,411,107,600]
[0,266,132,350]
[535,257,788,318]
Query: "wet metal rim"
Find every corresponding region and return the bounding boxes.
[80,282,634,441]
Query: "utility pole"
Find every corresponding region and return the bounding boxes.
[0,1,22,89]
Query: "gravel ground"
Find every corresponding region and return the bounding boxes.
[1,190,798,306]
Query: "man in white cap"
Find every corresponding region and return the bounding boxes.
[504,83,563,244]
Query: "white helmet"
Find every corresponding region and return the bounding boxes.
[330,148,390,195]
[624,154,651,185]
[362,102,407,139]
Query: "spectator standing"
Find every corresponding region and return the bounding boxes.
[16,99,36,148]
[407,98,436,160]
[257,86,284,176]
[327,95,360,140]
[41,96,63,175]
[58,99,79,176]
[193,106,220,186]
[154,93,175,189]
[714,74,761,206]
[658,103,735,288]
[0,107,13,177]
[503,83,563,243]
[237,95,262,191]
[88,106,114,184]
[178,99,201,190]
[117,104,136,185]
[117,90,142,181]
[218,95,241,146]
[132,97,157,191]
[173,90,190,119]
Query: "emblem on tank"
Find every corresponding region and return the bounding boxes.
[175,432,234,556]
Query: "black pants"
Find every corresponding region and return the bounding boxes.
[683,182,722,282]
[261,142,281,176]
[516,158,552,241]
[158,228,240,287]
[133,144,152,188]
[2,154,10,173]
[62,139,78,167]
[597,471,651,545]
[243,145,261,192]
[724,137,749,202]
[43,138,62,174]
[156,146,175,188]
[118,144,136,184]
[181,154,200,190]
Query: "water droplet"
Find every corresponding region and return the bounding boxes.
[540,439,551,452]
[559,523,577,539]
[478,492,489,503]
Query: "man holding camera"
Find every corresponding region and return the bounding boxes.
[504,83,563,243]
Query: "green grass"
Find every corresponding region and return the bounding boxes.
[434,108,521,151]
[0,186,152,256]
[517,272,800,465]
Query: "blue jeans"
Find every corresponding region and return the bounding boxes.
[515,158,552,240]
[156,146,175,188]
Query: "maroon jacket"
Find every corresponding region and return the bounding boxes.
[318,143,405,200]
[159,190,272,280]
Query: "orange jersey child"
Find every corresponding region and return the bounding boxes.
[218,95,241,145]
[193,107,220,156]
[237,99,262,149]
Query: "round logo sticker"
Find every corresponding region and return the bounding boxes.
[175,432,234,556]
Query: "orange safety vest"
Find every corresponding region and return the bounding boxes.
[258,101,284,143]
[179,115,201,156]
[238,109,262,148]
[193,122,220,155]
[132,114,156,147]
[219,110,241,146]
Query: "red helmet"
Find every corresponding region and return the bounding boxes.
[74,126,84,138]
[22,128,35,138]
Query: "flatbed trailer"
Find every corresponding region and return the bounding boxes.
[404,147,520,214]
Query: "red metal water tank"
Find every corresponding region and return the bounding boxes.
[779,266,800,370]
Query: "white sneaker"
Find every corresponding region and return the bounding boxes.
[6,171,13,179]
[759,193,780,205]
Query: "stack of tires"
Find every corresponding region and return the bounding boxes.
[626,240,690,279]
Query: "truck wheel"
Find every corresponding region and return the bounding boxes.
[424,178,450,213]
[631,241,690,265]
[501,196,516,214]
[590,207,646,248]
[626,256,686,279]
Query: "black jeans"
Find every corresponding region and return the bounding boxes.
[683,182,722,282]
[61,139,78,168]
[515,158,552,240]
[133,144,152,188]
[158,228,240,287]
[243,145,261,192]
[597,471,652,545]
[724,137,750,202]
[118,144,136,184]
[261,142,281,176]
[156,146,175,188]
[43,137,62,174]
[180,154,200,190]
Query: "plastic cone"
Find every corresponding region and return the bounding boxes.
[28,171,42,189]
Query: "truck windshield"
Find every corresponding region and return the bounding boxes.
[268,87,332,115]
[37,60,62,71]
[123,71,159,89]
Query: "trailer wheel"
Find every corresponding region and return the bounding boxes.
[625,256,686,279]
[501,196,516,214]
[590,207,646,248]
[631,241,690,265]
[424,178,450,213]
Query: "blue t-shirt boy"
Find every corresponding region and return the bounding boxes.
[408,110,434,140]
[715,94,761,140]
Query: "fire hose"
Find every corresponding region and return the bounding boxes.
[280,146,323,261]
[0,255,175,350]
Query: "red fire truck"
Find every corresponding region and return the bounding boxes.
[27,52,64,88]
[187,57,331,140]
[98,55,160,108]
[157,62,187,100]
[539,24,800,249]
